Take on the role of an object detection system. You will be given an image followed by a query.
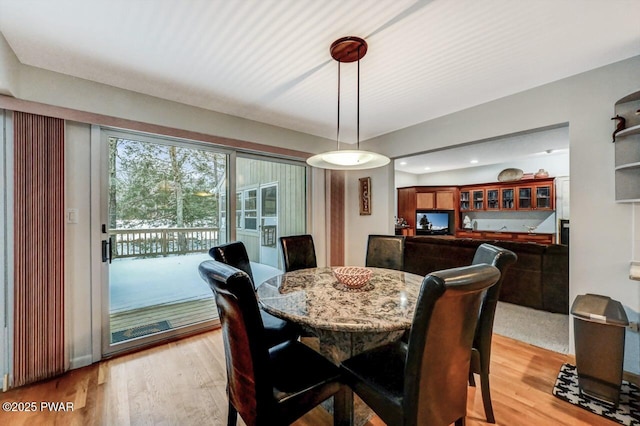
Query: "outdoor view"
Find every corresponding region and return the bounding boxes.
[103,134,308,352]
[106,136,227,349]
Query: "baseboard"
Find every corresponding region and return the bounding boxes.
[624,371,640,387]
[69,354,94,370]
[566,354,639,387]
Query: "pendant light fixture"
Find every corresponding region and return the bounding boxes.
[306,36,390,170]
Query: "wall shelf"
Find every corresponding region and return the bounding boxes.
[615,162,640,171]
[615,123,640,139]
[614,90,640,203]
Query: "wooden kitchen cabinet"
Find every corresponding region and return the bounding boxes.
[516,181,555,210]
[501,187,516,210]
[486,187,500,210]
[461,179,554,211]
[472,189,485,210]
[460,190,470,211]
[436,191,455,210]
[461,187,486,211]
[416,188,456,210]
[416,192,435,209]
[397,187,417,229]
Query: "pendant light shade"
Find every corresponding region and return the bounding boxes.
[306,149,390,170]
[306,36,390,170]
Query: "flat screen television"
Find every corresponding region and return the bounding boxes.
[415,210,454,235]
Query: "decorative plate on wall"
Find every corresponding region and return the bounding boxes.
[497,168,524,182]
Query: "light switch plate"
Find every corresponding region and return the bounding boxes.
[67,208,79,224]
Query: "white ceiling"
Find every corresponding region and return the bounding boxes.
[0,0,639,152]
[396,126,570,175]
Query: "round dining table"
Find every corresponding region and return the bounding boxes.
[257,266,425,426]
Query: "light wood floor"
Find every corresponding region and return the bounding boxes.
[0,331,615,426]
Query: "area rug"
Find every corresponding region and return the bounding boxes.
[111,320,172,343]
[552,363,640,425]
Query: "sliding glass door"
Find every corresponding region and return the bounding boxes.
[101,130,228,354]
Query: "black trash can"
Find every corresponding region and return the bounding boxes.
[571,294,629,406]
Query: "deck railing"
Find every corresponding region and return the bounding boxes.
[109,227,220,259]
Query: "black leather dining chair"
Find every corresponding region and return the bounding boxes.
[198,260,348,426]
[340,264,500,426]
[365,234,405,271]
[279,234,317,272]
[468,243,517,423]
[209,241,300,348]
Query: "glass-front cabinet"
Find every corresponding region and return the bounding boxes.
[536,185,552,209]
[501,188,515,209]
[460,190,470,211]
[517,187,533,209]
[472,189,485,210]
[460,180,554,212]
[486,188,500,210]
[517,183,554,210]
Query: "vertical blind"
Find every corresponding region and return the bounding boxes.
[13,111,65,387]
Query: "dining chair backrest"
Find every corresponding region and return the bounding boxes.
[469,243,517,423]
[209,241,255,286]
[471,243,517,358]
[279,234,317,272]
[199,260,344,426]
[365,234,405,271]
[404,263,500,425]
[198,260,272,424]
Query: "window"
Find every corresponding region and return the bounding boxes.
[262,185,277,217]
[235,188,258,231]
[235,191,243,229]
[244,189,257,230]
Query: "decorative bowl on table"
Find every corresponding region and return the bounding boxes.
[333,266,372,289]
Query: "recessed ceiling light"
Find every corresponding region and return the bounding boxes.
[400,161,407,166]
[470,159,478,164]
[424,166,431,170]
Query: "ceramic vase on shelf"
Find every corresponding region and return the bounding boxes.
[535,168,549,179]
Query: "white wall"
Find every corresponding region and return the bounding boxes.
[65,121,94,368]
[12,63,336,156]
[344,166,395,267]
[415,152,569,186]
[357,55,640,374]
[0,34,18,96]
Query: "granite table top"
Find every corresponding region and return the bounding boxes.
[257,266,424,333]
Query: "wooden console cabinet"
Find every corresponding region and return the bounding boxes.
[398,186,458,231]
[398,178,557,244]
[456,229,555,244]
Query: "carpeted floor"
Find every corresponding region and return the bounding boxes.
[493,301,570,353]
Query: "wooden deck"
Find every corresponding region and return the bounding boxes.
[110,297,218,337]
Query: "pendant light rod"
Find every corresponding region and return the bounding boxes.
[336,61,341,150]
[357,44,361,151]
[306,36,390,170]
